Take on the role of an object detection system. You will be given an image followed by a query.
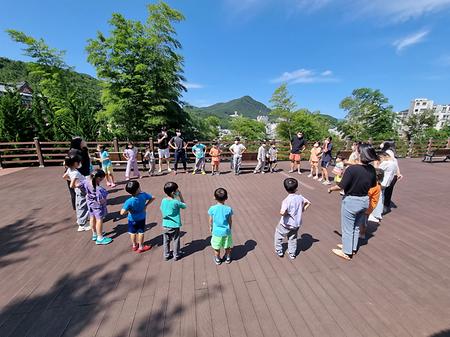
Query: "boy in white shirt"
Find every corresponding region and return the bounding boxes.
[229,137,246,175]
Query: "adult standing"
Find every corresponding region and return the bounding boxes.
[344,141,361,166]
[157,127,172,173]
[320,136,333,185]
[169,129,188,174]
[381,141,403,214]
[289,131,306,174]
[66,137,91,210]
[328,143,378,260]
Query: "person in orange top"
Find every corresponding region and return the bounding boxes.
[308,141,322,180]
[360,168,384,239]
[209,142,222,176]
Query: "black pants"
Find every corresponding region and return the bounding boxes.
[67,180,76,210]
[174,150,187,171]
[384,175,398,208]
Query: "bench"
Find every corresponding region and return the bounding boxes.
[423,148,450,163]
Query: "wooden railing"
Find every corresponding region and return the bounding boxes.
[0,137,449,169]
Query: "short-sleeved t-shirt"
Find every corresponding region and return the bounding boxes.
[170,136,186,150]
[124,148,137,161]
[160,198,187,228]
[322,143,333,162]
[67,168,86,192]
[291,136,306,154]
[379,159,398,187]
[338,164,376,197]
[157,133,169,149]
[230,143,246,157]
[310,147,321,162]
[208,204,233,237]
[209,148,220,158]
[122,192,153,221]
[192,144,206,159]
[100,150,112,167]
[268,147,278,161]
[280,194,309,229]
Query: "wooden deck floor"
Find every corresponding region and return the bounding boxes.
[0,159,449,337]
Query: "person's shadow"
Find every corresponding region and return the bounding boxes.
[106,221,158,240]
[181,236,212,258]
[145,230,187,248]
[232,240,257,260]
[282,234,319,255]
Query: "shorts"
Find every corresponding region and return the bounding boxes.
[211,159,220,165]
[102,165,113,175]
[128,219,145,234]
[321,160,330,168]
[158,148,170,159]
[289,153,301,162]
[211,234,233,250]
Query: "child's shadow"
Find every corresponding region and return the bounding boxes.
[282,233,319,254]
[108,195,129,206]
[233,240,257,260]
[106,222,158,240]
[181,236,212,258]
[145,231,187,248]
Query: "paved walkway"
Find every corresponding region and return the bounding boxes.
[0,160,449,337]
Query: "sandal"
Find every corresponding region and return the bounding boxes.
[332,248,351,260]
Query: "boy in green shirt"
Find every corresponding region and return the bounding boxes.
[160,182,187,261]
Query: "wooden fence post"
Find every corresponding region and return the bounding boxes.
[0,149,3,169]
[113,137,119,152]
[447,137,450,149]
[427,137,433,154]
[149,137,154,151]
[407,139,414,158]
[34,137,45,167]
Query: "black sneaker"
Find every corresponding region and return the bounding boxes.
[175,252,183,261]
[289,253,296,260]
[276,250,284,257]
[225,255,232,264]
[164,252,173,261]
[214,256,222,265]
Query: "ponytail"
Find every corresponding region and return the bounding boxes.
[91,169,106,194]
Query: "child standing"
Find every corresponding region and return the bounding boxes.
[332,156,345,184]
[192,140,207,175]
[308,141,322,179]
[208,188,233,265]
[254,141,267,174]
[80,169,112,245]
[209,143,221,175]
[123,142,141,180]
[360,168,383,239]
[63,156,90,232]
[120,181,154,253]
[267,141,278,173]
[160,182,187,261]
[229,137,246,175]
[97,144,116,187]
[143,145,156,176]
[274,178,311,259]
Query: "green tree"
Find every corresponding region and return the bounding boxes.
[0,89,31,141]
[185,112,220,140]
[402,110,437,141]
[7,30,101,140]
[269,83,296,139]
[86,1,188,139]
[276,109,331,142]
[339,88,396,141]
[229,117,266,140]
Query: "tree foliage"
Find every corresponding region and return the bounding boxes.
[229,116,266,140]
[269,83,296,139]
[86,1,188,139]
[275,109,331,142]
[339,88,396,141]
[401,109,437,141]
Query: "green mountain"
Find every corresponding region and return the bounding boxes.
[186,95,271,120]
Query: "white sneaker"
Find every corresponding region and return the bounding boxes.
[307,174,313,178]
[313,176,318,180]
[158,168,162,173]
[167,168,172,172]
[318,177,323,182]
[83,225,91,231]
[298,171,302,175]
[323,181,331,185]
[77,225,85,232]
[288,170,294,173]
[368,215,379,223]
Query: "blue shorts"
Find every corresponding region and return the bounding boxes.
[321,160,330,168]
[128,219,145,234]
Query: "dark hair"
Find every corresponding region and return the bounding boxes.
[358,143,379,164]
[193,139,199,143]
[91,169,106,193]
[214,188,228,202]
[283,178,298,193]
[164,181,179,196]
[327,136,333,141]
[161,126,167,131]
[375,168,384,183]
[125,180,140,195]
[337,155,344,160]
[235,137,240,141]
[261,140,267,144]
[70,137,83,151]
[176,129,181,133]
[381,140,396,152]
[379,151,390,158]
[98,144,106,151]
[65,156,81,167]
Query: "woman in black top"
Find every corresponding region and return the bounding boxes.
[328,143,378,260]
[66,137,91,209]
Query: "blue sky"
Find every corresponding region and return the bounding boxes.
[1,0,450,118]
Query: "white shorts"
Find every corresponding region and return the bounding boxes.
[158,148,170,159]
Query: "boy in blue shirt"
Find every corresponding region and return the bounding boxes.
[208,188,233,265]
[191,139,207,175]
[160,182,187,261]
[120,181,154,253]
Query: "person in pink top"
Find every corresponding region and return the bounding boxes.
[123,142,141,180]
[308,141,322,180]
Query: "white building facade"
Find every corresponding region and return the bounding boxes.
[398,98,450,130]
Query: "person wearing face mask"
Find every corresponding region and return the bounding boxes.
[157,127,172,173]
[66,137,91,210]
[169,129,188,174]
[289,131,306,174]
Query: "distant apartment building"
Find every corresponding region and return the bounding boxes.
[256,115,277,138]
[0,81,33,106]
[398,98,450,130]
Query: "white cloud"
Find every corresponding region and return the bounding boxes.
[393,29,429,53]
[182,82,205,89]
[272,68,338,84]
